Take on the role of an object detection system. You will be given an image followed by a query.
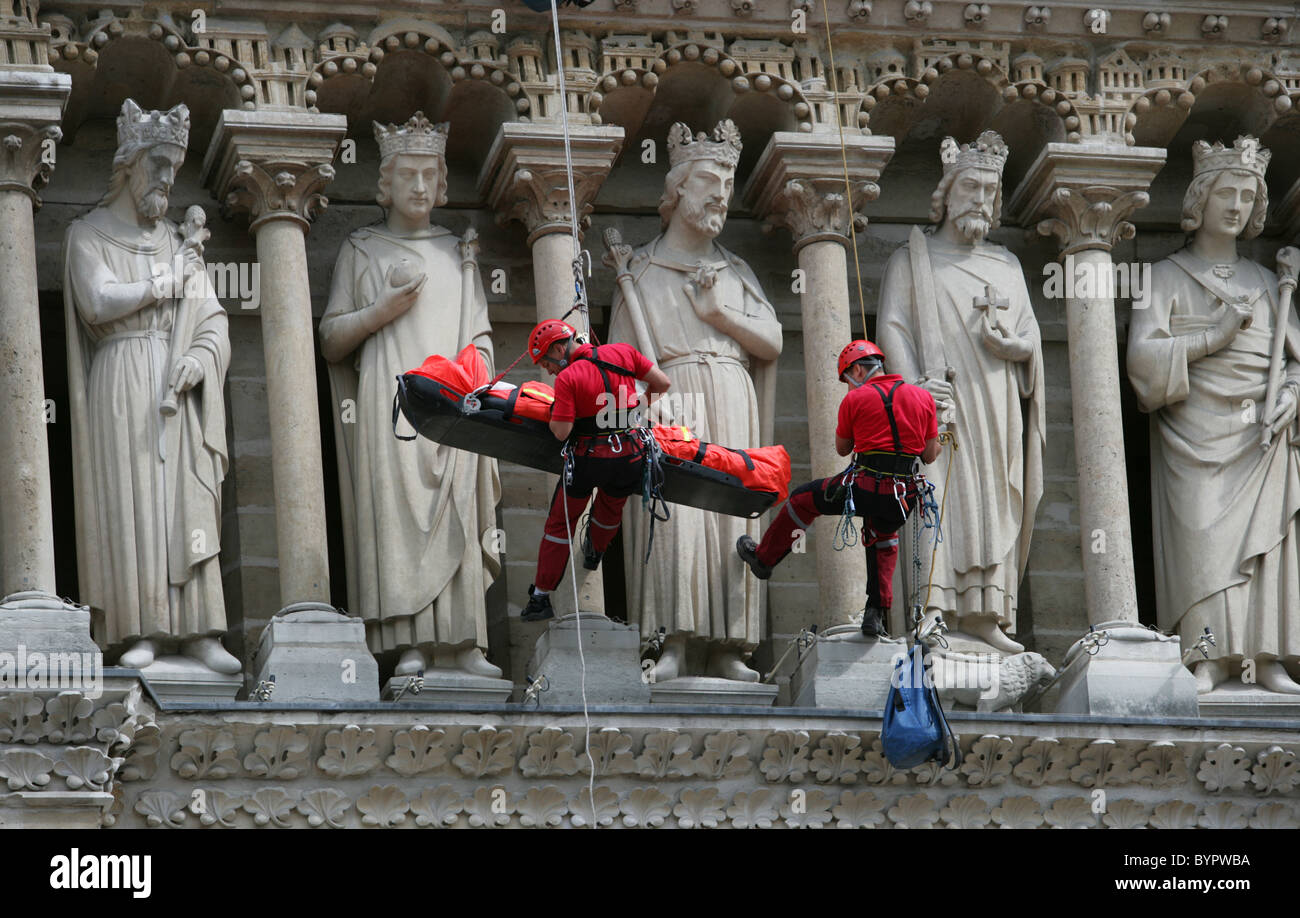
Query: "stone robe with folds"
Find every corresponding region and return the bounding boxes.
[321,225,501,657]
[1128,253,1300,660]
[609,237,781,650]
[877,235,1045,630]
[63,209,230,648]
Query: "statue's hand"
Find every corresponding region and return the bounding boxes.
[458,228,480,266]
[1204,298,1254,354]
[602,242,634,276]
[1267,385,1299,438]
[692,262,718,291]
[373,262,427,326]
[978,312,1032,361]
[684,267,724,323]
[169,353,204,394]
[1277,246,1300,283]
[918,376,955,416]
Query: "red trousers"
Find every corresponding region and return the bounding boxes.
[756,472,916,610]
[534,440,644,592]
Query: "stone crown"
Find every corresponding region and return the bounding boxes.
[1192,136,1270,182]
[940,130,1008,176]
[667,119,742,170]
[374,112,449,161]
[117,100,189,150]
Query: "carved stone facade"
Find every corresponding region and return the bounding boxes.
[2,0,1300,827]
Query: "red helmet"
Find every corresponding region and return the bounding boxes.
[838,339,886,380]
[529,319,576,364]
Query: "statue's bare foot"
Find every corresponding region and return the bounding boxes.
[1256,659,1300,695]
[394,648,427,677]
[181,637,241,674]
[966,620,1024,655]
[1193,659,1229,694]
[119,639,157,669]
[708,648,760,683]
[456,647,502,679]
[650,636,685,683]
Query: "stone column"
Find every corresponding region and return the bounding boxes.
[745,132,895,633]
[0,70,98,652]
[1008,142,1197,716]
[480,121,623,619]
[202,111,378,701]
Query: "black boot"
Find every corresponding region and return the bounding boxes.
[736,535,773,580]
[581,525,603,571]
[861,605,886,637]
[522,585,554,622]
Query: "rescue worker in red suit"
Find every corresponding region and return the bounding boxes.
[737,340,940,636]
[523,319,672,621]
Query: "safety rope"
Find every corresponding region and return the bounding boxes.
[638,429,670,561]
[819,0,868,339]
[922,430,958,615]
[547,0,596,816]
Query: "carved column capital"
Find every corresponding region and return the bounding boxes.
[0,71,72,209]
[201,109,347,232]
[1006,142,1165,256]
[479,122,624,245]
[744,132,894,252]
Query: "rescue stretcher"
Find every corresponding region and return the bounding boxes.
[393,361,787,519]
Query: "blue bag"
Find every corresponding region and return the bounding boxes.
[881,641,958,770]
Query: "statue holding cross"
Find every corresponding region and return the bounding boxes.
[876,131,1046,656]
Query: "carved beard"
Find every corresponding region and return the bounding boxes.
[678,193,727,238]
[136,189,169,223]
[954,210,991,243]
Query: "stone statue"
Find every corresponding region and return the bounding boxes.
[319,113,502,679]
[1128,135,1300,695]
[608,120,784,682]
[62,100,238,673]
[876,131,1046,655]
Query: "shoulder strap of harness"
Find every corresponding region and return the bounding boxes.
[870,379,905,452]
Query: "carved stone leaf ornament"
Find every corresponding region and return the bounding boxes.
[298,788,351,828]
[569,786,619,828]
[693,730,751,779]
[0,693,44,743]
[1102,799,1150,830]
[54,746,119,790]
[518,785,569,827]
[888,793,939,829]
[831,790,886,828]
[1069,739,1133,788]
[621,787,673,828]
[171,727,239,779]
[1198,801,1249,830]
[1197,744,1251,793]
[938,795,991,828]
[465,786,513,827]
[410,786,462,827]
[911,758,959,787]
[244,787,297,827]
[453,726,515,777]
[674,787,727,828]
[1135,741,1188,788]
[386,726,448,777]
[636,730,693,778]
[1250,746,1299,795]
[1149,800,1198,830]
[728,788,779,828]
[118,722,161,781]
[1043,797,1097,829]
[991,796,1043,829]
[244,726,311,779]
[578,727,635,776]
[317,724,382,778]
[199,789,242,828]
[0,748,55,790]
[759,729,810,782]
[1013,737,1072,787]
[44,692,95,743]
[961,734,1013,787]
[519,726,580,777]
[779,788,834,828]
[861,739,907,785]
[810,731,862,784]
[1249,803,1298,830]
[357,785,409,827]
[134,790,187,828]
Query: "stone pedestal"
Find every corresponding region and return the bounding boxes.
[1054,621,1200,717]
[790,625,906,709]
[650,677,779,707]
[0,591,99,657]
[382,671,513,704]
[252,605,379,703]
[525,612,649,705]
[1197,687,1300,719]
[137,657,242,705]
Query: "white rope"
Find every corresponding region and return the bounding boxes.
[549,0,597,821]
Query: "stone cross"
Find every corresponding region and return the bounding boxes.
[974,284,1010,315]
